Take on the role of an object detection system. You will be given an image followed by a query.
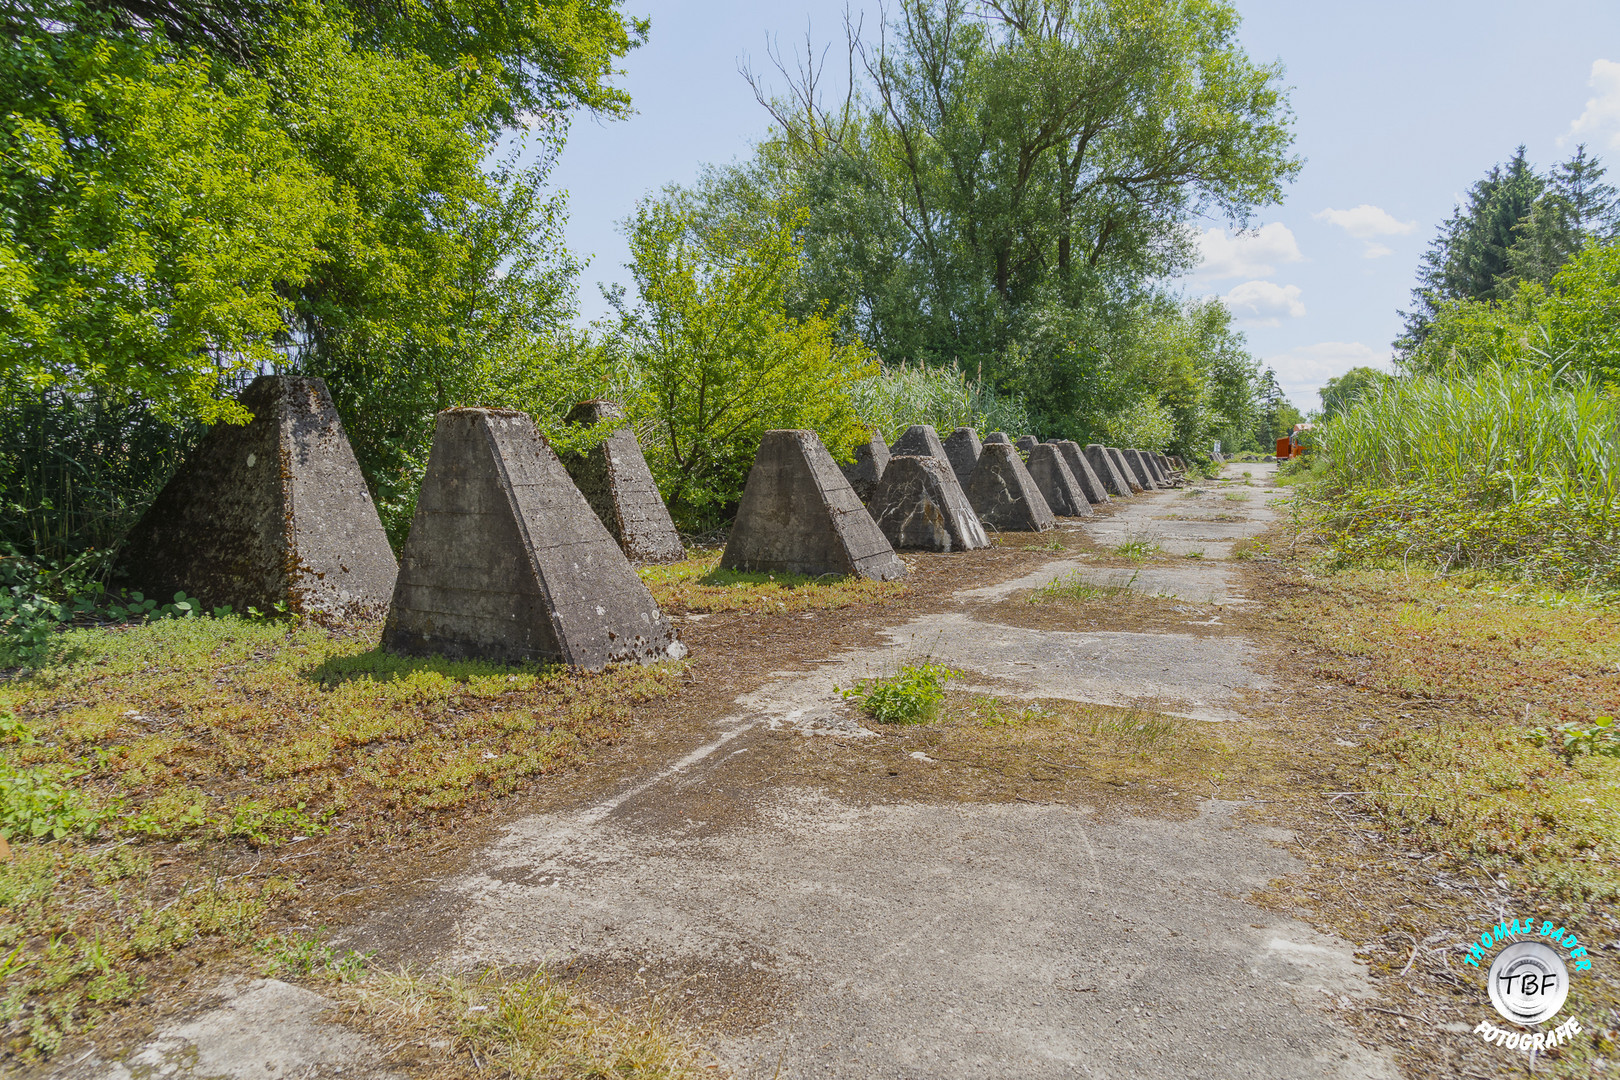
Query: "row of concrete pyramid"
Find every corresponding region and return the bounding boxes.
[836,424,1185,544]
[119,376,1187,667]
[715,424,1187,584]
[120,376,686,671]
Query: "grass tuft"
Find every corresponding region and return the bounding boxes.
[639,552,907,614]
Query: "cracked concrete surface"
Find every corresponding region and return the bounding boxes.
[389,460,1397,1079]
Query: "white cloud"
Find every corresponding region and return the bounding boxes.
[1191,222,1302,281]
[1221,280,1305,326]
[1262,341,1393,410]
[1561,59,1620,150]
[1314,204,1416,240]
[1314,205,1415,258]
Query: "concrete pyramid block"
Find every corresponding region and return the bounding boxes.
[1014,435,1039,454]
[722,430,906,581]
[1085,444,1134,497]
[942,427,983,487]
[1106,447,1144,493]
[382,408,681,670]
[840,435,890,504]
[1124,449,1160,490]
[1055,441,1109,505]
[1149,452,1172,484]
[1026,443,1092,517]
[121,375,397,619]
[868,456,990,552]
[562,400,683,563]
[984,432,1012,445]
[890,424,950,461]
[965,443,1055,532]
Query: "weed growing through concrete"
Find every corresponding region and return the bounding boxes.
[639,551,907,614]
[335,966,710,1079]
[839,663,956,724]
[1028,571,1135,603]
[258,932,373,982]
[1113,535,1163,560]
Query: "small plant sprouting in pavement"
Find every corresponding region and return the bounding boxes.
[838,663,956,724]
[1114,535,1162,560]
[1029,571,1136,603]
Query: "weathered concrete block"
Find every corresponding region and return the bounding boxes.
[965,443,1055,532]
[1151,452,1174,483]
[722,430,906,581]
[562,400,683,563]
[1055,441,1109,505]
[840,435,891,505]
[1123,449,1160,490]
[890,424,950,462]
[1026,443,1092,517]
[1085,444,1134,498]
[382,409,681,670]
[868,456,989,552]
[943,427,983,487]
[121,375,397,619]
[984,432,1012,445]
[1014,435,1039,454]
[1105,447,1144,494]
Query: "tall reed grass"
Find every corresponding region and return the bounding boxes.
[1319,365,1619,509]
[846,363,1032,440]
[1309,365,1620,590]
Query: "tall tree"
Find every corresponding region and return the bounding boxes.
[1397,147,1616,358]
[744,0,1299,396]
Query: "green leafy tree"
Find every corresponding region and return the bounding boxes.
[1318,366,1388,419]
[745,0,1298,423]
[1398,146,1618,356]
[612,198,875,527]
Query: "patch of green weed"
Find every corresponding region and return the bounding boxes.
[839,663,956,724]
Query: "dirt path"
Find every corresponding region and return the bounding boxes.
[84,461,1403,1080]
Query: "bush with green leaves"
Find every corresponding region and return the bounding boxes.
[838,663,956,725]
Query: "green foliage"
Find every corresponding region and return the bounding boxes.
[1528,716,1620,761]
[1399,145,1618,354]
[0,763,105,842]
[612,197,875,527]
[838,663,956,725]
[2,0,643,558]
[258,932,371,981]
[1,10,328,423]
[1309,361,1620,591]
[1098,398,1175,452]
[1316,365,1618,500]
[845,363,1031,441]
[1317,366,1388,419]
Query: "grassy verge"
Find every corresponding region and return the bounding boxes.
[0,616,683,1059]
[1257,544,1620,1075]
[1276,568,1620,900]
[333,965,711,1079]
[639,551,909,614]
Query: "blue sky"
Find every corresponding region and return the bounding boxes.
[548,0,1620,410]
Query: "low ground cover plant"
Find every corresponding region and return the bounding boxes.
[639,551,908,614]
[839,663,956,724]
[0,616,682,1057]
